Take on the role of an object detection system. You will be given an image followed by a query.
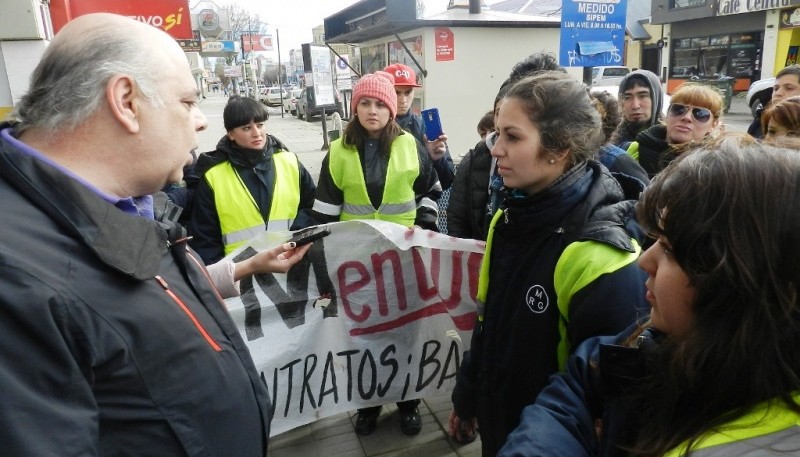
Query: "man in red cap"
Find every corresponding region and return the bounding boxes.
[384,63,454,190]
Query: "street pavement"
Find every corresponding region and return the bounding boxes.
[194,91,755,457]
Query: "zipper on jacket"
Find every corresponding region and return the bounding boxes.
[155,275,223,352]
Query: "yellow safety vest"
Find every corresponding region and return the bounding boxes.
[204,151,301,255]
[328,134,418,227]
[664,393,800,456]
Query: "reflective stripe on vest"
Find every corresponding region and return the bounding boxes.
[476,209,505,321]
[553,239,641,371]
[328,134,418,227]
[664,393,800,456]
[204,152,301,255]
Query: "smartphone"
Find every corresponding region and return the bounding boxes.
[421,108,443,140]
[287,227,331,246]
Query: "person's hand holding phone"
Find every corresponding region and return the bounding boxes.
[233,242,312,280]
[421,108,447,161]
[424,133,448,161]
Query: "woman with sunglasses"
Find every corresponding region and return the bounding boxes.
[448,71,649,455]
[626,84,722,178]
[499,136,800,457]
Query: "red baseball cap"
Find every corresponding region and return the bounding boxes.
[384,63,422,88]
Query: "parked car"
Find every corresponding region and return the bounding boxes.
[591,66,630,87]
[296,87,343,121]
[283,88,303,115]
[746,77,775,117]
[260,87,286,106]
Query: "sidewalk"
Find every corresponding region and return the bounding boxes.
[197,93,479,457]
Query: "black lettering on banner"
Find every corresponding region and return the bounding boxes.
[378,345,398,396]
[416,340,441,392]
[301,354,318,413]
[318,352,339,406]
[439,341,461,388]
[234,240,337,340]
[337,349,359,401]
[233,247,265,340]
[280,358,302,417]
[265,341,463,419]
[358,350,377,399]
[268,369,278,419]
[402,353,412,399]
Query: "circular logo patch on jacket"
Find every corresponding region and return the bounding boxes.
[525,285,550,314]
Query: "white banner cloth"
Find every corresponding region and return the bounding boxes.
[223,220,484,435]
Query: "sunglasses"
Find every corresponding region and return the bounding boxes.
[667,104,713,123]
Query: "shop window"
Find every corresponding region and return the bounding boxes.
[670,32,762,79]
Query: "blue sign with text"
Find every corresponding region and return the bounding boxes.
[560,0,628,67]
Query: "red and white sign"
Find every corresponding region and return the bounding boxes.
[434,27,455,62]
[241,34,274,52]
[49,0,192,39]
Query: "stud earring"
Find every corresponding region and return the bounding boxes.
[548,159,555,164]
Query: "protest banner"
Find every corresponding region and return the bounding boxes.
[223,220,484,435]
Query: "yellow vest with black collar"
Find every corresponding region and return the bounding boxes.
[204,152,300,255]
[328,134,418,227]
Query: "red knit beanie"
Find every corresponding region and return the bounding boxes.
[351,71,398,119]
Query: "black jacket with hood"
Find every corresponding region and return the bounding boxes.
[396,110,455,190]
[451,161,649,456]
[189,134,316,263]
[0,123,272,456]
[613,70,665,149]
[446,139,492,240]
[628,124,676,178]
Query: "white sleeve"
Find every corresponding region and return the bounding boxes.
[205,259,240,298]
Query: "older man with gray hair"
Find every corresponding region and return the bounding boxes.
[0,13,304,456]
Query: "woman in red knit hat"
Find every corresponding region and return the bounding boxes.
[305,71,442,436]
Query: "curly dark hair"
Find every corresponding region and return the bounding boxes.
[589,89,622,144]
[631,135,800,456]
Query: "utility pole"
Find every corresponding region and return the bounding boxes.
[277,29,284,118]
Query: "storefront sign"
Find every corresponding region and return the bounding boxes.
[241,34,274,52]
[49,0,192,39]
[177,39,201,52]
[434,27,455,62]
[197,8,219,32]
[224,66,242,77]
[201,40,235,53]
[780,6,800,27]
[335,56,353,91]
[718,0,795,16]
[560,0,628,67]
